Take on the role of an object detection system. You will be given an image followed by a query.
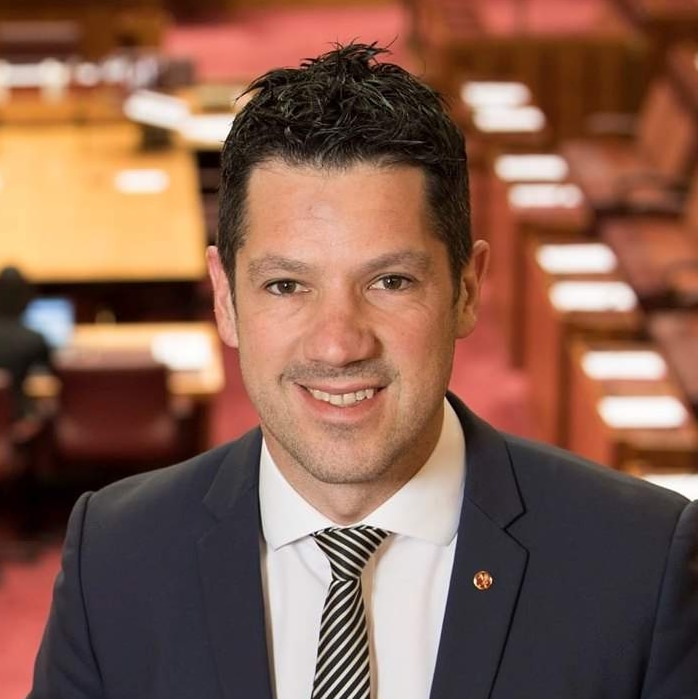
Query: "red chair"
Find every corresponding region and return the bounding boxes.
[561,74,697,216]
[601,172,698,308]
[51,351,194,480]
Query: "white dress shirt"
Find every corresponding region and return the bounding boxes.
[259,399,466,699]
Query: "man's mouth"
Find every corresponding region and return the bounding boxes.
[304,387,378,407]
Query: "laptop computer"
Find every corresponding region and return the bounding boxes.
[21,296,75,349]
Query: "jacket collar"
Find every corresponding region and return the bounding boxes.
[449,392,525,528]
[431,394,527,699]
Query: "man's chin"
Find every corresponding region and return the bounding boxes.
[284,443,395,486]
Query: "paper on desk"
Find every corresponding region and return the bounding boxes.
[582,351,667,380]
[178,114,234,146]
[460,81,531,109]
[597,396,688,429]
[150,332,213,371]
[473,106,545,133]
[114,169,170,194]
[495,154,568,182]
[549,281,637,312]
[509,184,583,208]
[536,243,616,274]
[123,89,190,130]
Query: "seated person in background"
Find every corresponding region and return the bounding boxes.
[0,267,51,419]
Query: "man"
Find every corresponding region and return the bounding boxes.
[30,44,697,699]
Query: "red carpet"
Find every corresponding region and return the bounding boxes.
[0,548,59,696]
[0,6,533,696]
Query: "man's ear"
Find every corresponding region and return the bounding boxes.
[455,239,490,338]
[206,246,239,348]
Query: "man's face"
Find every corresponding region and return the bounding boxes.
[208,161,488,513]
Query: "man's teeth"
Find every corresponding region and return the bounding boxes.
[307,388,376,406]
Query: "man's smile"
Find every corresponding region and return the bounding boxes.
[304,386,379,407]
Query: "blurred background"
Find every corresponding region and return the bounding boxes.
[0,0,697,694]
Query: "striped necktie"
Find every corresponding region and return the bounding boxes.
[311,526,390,699]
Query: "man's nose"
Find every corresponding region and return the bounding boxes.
[301,290,380,367]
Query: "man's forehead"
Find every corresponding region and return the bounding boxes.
[232,161,443,265]
[242,161,430,233]
[243,159,430,229]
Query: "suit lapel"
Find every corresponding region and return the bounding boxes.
[430,396,528,699]
[197,430,274,699]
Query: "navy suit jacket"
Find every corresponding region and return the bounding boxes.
[30,395,698,698]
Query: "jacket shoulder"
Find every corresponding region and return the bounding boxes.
[501,432,689,531]
[82,428,261,543]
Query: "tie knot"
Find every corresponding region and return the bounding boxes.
[312,525,389,581]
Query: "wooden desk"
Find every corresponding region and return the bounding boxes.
[27,322,223,399]
[26,322,224,450]
[567,338,698,471]
[488,170,591,366]
[0,123,206,284]
[450,87,552,170]
[523,238,644,446]
[418,0,648,139]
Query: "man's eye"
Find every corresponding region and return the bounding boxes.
[266,280,304,295]
[370,275,412,291]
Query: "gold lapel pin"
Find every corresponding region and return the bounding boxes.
[473,570,494,590]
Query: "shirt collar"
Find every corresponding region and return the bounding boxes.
[259,398,465,550]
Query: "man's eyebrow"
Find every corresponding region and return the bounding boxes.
[246,255,315,280]
[246,250,433,281]
[359,251,433,276]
